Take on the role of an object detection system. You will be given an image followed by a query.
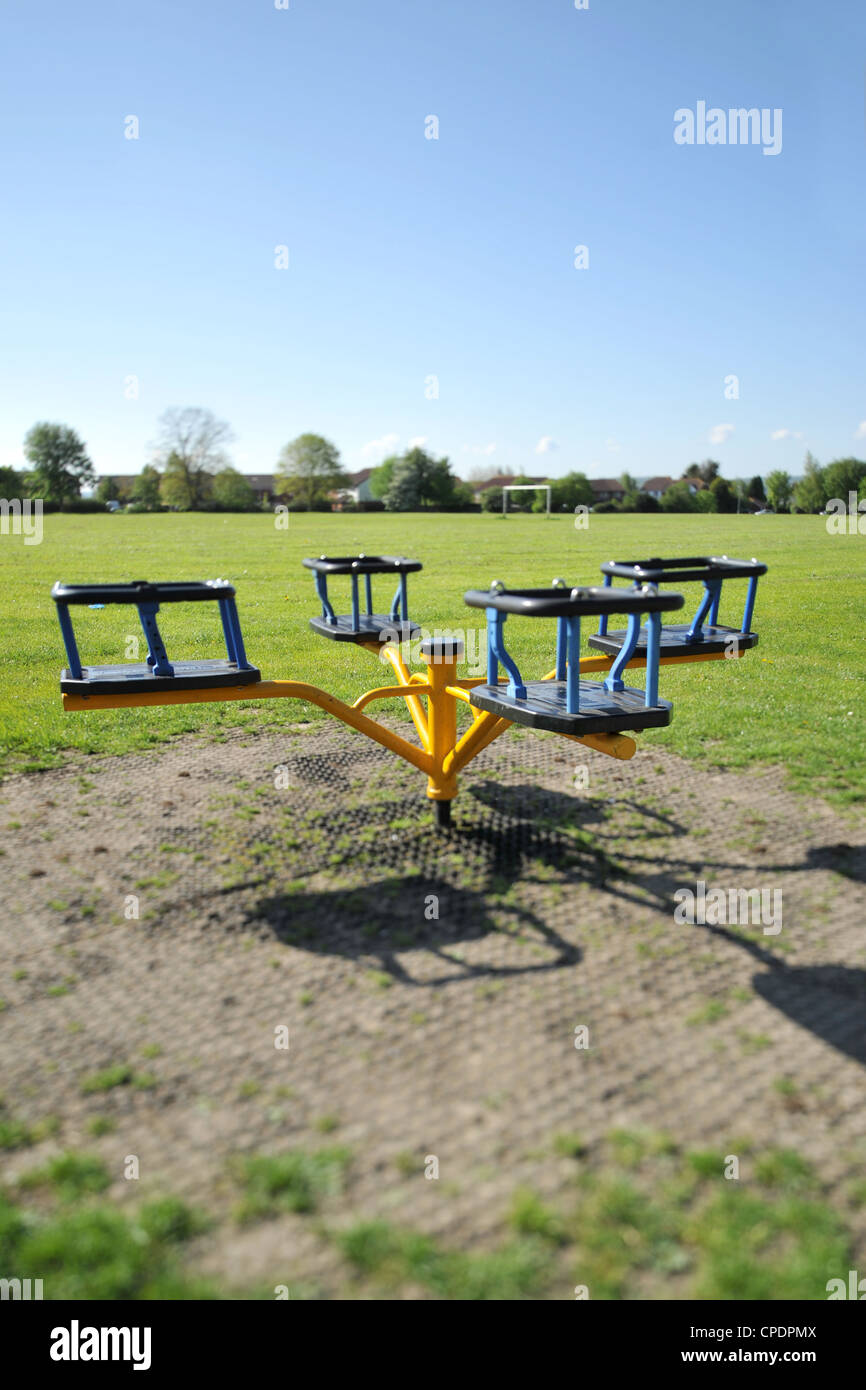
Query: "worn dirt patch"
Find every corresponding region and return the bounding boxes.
[1,719,865,1296]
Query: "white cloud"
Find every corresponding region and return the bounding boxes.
[770,428,803,442]
[709,423,735,445]
[407,436,428,449]
[462,442,497,456]
[855,422,866,440]
[534,436,557,454]
[360,432,400,460]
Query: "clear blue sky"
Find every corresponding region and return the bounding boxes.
[1,0,864,483]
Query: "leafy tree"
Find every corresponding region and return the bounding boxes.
[694,487,717,513]
[822,457,866,505]
[481,486,504,513]
[95,476,119,503]
[765,470,792,511]
[23,422,95,502]
[634,490,660,512]
[276,433,346,508]
[383,448,460,511]
[0,465,25,496]
[452,480,475,509]
[384,458,423,510]
[152,407,233,510]
[159,452,209,510]
[617,471,641,510]
[748,475,766,503]
[545,472,594,513]
[369,456,400,501]
[212,468,256,511]
[660,481,700,513]
[131,465,162,510]
[792,453,826,513]
[686,459,720,485]
[709,476,737,513]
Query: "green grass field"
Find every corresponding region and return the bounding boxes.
[2,511,864,804]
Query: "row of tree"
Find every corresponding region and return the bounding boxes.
[512,456,866,515]
[5,411,863,516]
[476,461,753,514]
[648,456,866,515]
[600,461,754,515]
[1,411,472,513]
[0,412,250,510]
[762,454,866,513]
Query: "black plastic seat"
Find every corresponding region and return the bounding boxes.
[308,615,421,644]
[303,555,422,645]
[59,659,260,696]
[51,580,260,694]
[463,581,683,734]
[468,679,672,735]
[589,622,755,658]
[587,556,766,659]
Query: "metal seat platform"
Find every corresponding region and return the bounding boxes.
[303,555,422,646]
[469,678,673,735]
[308,615,421,645]
[588,622,758,658]
[60,658,261,696]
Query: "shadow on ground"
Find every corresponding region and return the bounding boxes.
[234,770,866,1062]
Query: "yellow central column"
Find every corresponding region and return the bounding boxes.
[420,636,463,826]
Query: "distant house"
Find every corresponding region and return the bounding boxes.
[590,478,626,505]
[330,468,375,509]
[641,475,676,501]
[344,468,374,503]
[244,474,279,504]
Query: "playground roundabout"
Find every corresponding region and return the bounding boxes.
[2,548,865,1298]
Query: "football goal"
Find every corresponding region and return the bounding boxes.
[501,484,551,516]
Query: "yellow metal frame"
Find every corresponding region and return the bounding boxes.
[61,642,740,812]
